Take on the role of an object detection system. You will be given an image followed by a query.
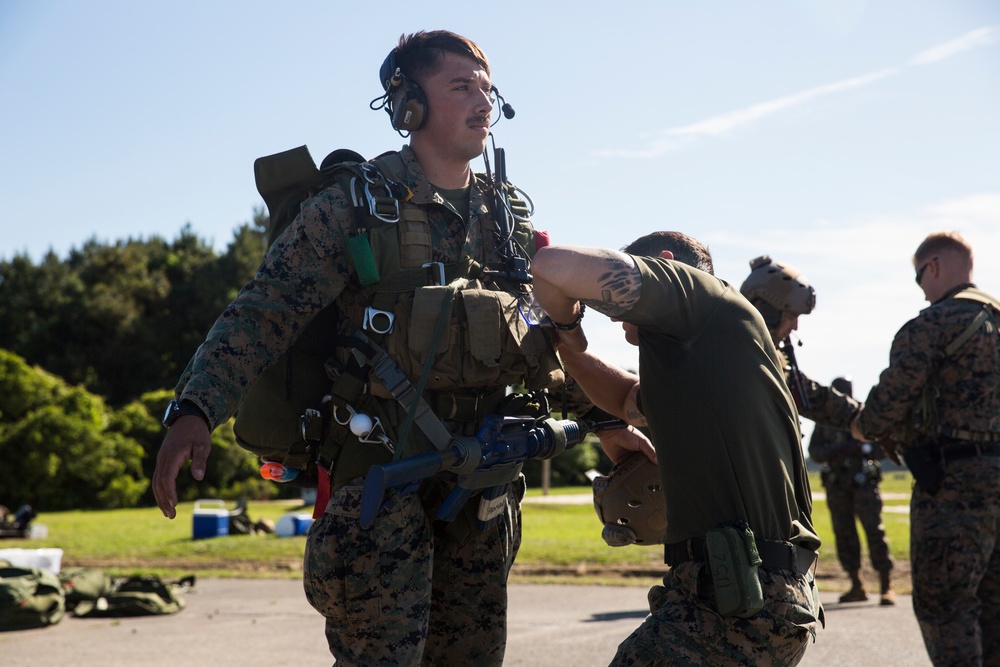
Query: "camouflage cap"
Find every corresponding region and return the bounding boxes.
[740,255,816,315]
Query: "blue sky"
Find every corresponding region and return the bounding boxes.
[2,1,999,442]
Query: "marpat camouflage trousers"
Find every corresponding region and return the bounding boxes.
[823,477,893,574]
[609,560,822,666]
[303,477,522,666]
[911,455,1000,666]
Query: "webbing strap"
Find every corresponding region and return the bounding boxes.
[945,307,991,356]
[347,330,454,453]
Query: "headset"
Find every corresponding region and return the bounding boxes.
[373,47,515,134]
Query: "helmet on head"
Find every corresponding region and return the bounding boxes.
[831,376,853,397]
[740,255,816,328]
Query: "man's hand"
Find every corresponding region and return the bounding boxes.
[598,425,657,465]
[153,416,213,519]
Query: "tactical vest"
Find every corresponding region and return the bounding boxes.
[233,146,564,488]
[910,286,1000,443]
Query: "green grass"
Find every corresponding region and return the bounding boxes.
[2,499,312,580]
[2,476,914,588]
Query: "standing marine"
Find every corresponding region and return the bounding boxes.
[851,231,1000,666]
[740,255,860,429]
[153,30,567,666]
[808,376,895,606]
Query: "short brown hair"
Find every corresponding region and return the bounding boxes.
[394,30,490,84]
[914,231,973,269]
[622,231,715,275]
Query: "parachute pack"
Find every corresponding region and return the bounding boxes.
[0,564,192,631]
[0,564,65,631]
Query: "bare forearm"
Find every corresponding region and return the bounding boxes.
[560,346,642,424]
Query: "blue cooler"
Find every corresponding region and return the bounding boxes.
[192,499,230,540]
[275,512,314,537]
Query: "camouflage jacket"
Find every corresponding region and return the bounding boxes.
[175,145,546,429]
[857,283,1000,444]
[778,350,860,429]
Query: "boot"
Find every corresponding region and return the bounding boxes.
[879,569,896,606]
[839,570,868,603]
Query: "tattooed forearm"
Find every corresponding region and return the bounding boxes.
[625,406,648,427]
[580,257,642,318]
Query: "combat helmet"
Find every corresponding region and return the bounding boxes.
[740,255,816,327]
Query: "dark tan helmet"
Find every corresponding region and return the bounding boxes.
[592,452,665,547]
[740,255,816,318]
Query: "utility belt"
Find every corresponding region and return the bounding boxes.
[902,437,1000,496]
[664,536,817,577]
[929,439,1000,463]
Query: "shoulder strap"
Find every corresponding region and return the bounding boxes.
[954,287,1000,311]
[946,288,1000,356]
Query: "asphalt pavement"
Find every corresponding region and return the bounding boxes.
[1,578,931,667]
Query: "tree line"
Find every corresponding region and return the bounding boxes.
[0,210,605,511]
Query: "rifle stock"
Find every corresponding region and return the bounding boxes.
[360,415,625,528]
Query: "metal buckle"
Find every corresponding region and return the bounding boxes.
[422,261,446,286]
[360,163,400,223]
[363,307,395,334]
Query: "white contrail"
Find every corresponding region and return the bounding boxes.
[597,25,997,159]
[909,26,997,65]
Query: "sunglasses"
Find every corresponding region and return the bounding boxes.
[915,257,936,285]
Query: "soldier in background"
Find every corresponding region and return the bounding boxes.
[851,231,1000,666]
[808,376,895,606]
[740,256,859,429]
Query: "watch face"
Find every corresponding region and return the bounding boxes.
[162,400,178,426]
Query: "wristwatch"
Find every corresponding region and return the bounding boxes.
[162,399,210,430]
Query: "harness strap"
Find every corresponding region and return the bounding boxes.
[945,307,992,356]
[347,330,454,453]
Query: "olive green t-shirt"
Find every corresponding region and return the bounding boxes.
[625,256,819,550]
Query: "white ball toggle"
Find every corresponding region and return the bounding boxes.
[349,413,375,436]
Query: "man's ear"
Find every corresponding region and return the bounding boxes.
[658,250,674,260]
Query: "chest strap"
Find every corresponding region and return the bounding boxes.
[347,330,454,453]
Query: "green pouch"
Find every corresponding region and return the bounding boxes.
[705,522,764,618]
[347,233,380,285]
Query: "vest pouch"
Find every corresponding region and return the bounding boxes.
[408,285,457,358]
[460,289,531,386]
[705,523,764,618]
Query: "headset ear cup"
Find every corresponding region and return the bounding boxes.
[391,79,427,132]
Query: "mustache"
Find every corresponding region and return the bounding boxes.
[468,114,491,125]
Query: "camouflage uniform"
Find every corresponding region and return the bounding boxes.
[857,283,1000,666]
[175,146,559,666]
[778,352,860,429]
[807,424,893,577]
[611,563,820,666]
